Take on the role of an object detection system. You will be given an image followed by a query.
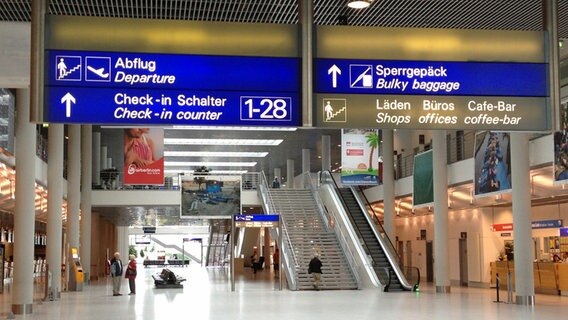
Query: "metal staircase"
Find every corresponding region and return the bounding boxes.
[206,220,230,267]
[268,188,359,290]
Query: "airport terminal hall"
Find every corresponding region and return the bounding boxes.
[4,0,568,319]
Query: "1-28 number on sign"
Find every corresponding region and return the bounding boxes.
[240,96,292,121]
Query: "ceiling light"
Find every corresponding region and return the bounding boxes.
[169,126,297,131]
[348,0,372,9]
[165,170,248,175]
[165,161,257,167]
[164,151,268,158]
[164,138,283,146]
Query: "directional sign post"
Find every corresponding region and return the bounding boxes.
[44,51,301,126]
[328,64,341,89]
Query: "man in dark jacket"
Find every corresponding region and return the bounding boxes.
[308,253,323,290]
[110,252,123,296]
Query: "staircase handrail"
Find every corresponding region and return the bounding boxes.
[302,172,362,289]
[350,183,419,291]
[258,171,298,290]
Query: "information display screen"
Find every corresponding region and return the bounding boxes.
[44,50,301,126]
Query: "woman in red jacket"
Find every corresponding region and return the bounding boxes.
[125,254,137,295]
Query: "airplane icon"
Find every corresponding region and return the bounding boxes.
[87,66,109,78]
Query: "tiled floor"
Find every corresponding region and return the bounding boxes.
[1,265,567,320]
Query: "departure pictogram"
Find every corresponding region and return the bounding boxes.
[56,56,82,81]
[86,56,112,82]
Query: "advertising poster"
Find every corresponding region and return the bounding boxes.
[181,175,241,218]
[123,128,164,185]
[412,150,433,207]
[553,99,568,183]
[473,131,511,196]
[341,129,380,185]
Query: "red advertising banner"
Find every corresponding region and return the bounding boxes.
[123,128,164,185]
[492,223,513,232]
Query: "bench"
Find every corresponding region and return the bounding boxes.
[152,268,186,289]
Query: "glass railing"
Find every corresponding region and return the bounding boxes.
[258,171,298,290]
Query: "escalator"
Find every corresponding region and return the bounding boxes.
[323,172,419,292]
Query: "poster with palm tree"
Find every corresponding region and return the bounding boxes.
[340,129,380,185]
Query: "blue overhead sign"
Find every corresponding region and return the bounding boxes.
[315,59,547,97]
[234,215,280,222]
[531,220,563,229]
[45,50,301,126]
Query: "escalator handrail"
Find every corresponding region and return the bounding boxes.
[349,184,419,291]
[318,173,389,286]
[356,185,400,264]
[322,171,418,291]
[302,172,362,289]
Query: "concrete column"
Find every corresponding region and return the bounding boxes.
[67,125,81,249]
[302,148,311,174]
[432,130,450,293]
[510,132,535,305]
[263,228,271,260]
[286,159,295,189]
[382,129,395,240]
[101,146,108,170]
[116,226,130,264]
[12,89,36,315]
[46,124,64,300]
[273,168,281,183]
[92,132,101,186]
[322,135,331,171]
[80,125,92,283]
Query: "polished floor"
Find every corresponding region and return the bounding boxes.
[1,265,568,320]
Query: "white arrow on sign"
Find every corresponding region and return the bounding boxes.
[328,64,342,88]
[61,92,76,118]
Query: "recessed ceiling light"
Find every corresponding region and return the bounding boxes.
[165,161,257,167]
[165,169,249,175]
[169,126,297,131]
[348,0,372,9]
[164,151,268,158]
[164,138,283,146]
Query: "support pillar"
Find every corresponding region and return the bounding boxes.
[273,168,282,184]
[47,124,64,300]
[299,0,314,127]
[12,89,36,314]
[302,148,311,174]
[80,125,92,283]
[382,129,395,240]
[286,159,295,189]
[101,146,108,170]
[67,124,81,291]
[322,135,331,171]
[116,226,129,265]
[511,132,535,305]
[432,130,450,293]
[92,132,101,186]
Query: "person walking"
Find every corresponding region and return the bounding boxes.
[308,253,323,290]
[110,252,124,296]
[273,248,280,278]
[125,254,137,295]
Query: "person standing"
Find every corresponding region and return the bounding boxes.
[125,254,137,295]
[308,253,323,290]
[273,248,280,278]
[110,252,124,296]
[272,177,280,189]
